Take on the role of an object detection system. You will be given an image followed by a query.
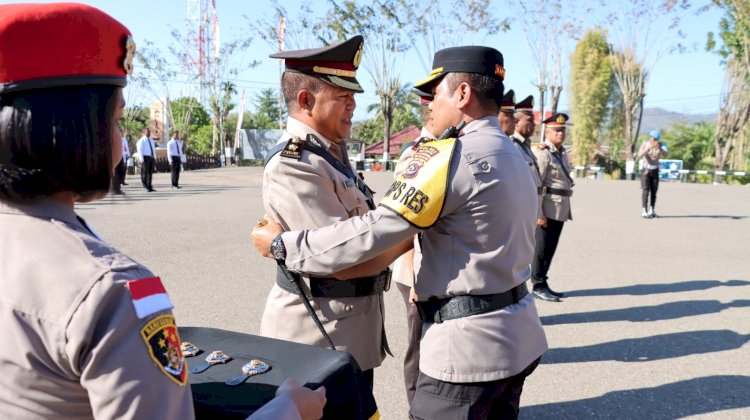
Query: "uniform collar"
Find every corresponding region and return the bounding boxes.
[461,115,500,135]
[0,197,80,226]
[286,117,345,161]
[543,140,564,153]
[420,127,436,140]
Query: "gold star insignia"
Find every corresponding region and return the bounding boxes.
[158,338,166,348]
[288,144,298,151]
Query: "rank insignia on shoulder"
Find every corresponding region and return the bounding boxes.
[140,315,187,385]
[344,178,356,189]
[180,341,201,357]
[280,137,305,160]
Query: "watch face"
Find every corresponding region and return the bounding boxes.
[271,237,286,260]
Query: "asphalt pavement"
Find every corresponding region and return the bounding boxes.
[77,167,750,419]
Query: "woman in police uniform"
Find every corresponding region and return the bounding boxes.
[0,4,324,419]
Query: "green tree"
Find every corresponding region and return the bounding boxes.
[251,88,286,129]
[570,28,613,166]
[170,97,210,153]
[660,122,716,170]
[707,0,750,181]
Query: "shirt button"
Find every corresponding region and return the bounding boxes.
[480,161,490,172]
[345,305,353,312]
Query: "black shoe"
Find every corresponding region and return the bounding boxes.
[547,287,565,298]
[122,182,128,186]
[532,288,561,302]
[112,190,125,195]
[147,188,156,192]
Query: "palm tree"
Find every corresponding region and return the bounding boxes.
[367,79,420,161]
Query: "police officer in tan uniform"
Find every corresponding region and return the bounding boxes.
[531,113,574,302]
[259,36,391,388]
[511,95,544,218]
[0,4,324,419]
[254,46,548,419]
[638,130,669,218]
[498,89,517,136]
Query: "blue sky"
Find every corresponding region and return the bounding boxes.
[7,0,727,121]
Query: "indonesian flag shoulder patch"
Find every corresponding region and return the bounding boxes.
[140,314,187,386]
[127,277,174,319]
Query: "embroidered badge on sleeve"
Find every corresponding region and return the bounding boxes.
[127,277,174,319]
[140,314,187,385]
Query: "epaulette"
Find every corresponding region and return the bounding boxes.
[537,143,549,150]
[411,137,434,150]
[280,136,306,160]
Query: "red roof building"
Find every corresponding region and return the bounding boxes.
[364,125,421,157]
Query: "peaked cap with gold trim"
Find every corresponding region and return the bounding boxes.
[500,89,516,113]
[413,45,505,93]
[272,35,365,93]
[0,3,134,94]
[515,95,534,116]
[543,112,570,127]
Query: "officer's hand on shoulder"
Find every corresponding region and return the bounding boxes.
[276,378,326,420]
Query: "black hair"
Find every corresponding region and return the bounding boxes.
[0,85,120,200]
[281,71,327,112]
[445,72,504,110]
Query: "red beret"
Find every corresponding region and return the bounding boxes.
[0,2,134,94]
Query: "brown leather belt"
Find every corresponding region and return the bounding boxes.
[276,265,391,298]
[415,283,528,324]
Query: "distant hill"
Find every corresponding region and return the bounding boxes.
[638,107,715,134]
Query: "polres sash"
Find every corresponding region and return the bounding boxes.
[379,138,457,229]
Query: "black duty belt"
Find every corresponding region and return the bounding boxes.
[544,187,573,197]
[415,283,528,324]
[276,265,391,298]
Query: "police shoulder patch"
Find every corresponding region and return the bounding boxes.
[379,138,457,229]
[280,136,305,160]
[141,314,187,386]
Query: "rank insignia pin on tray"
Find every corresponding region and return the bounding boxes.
[225,359,272,387]
[189,350,232,373]
[180,342,201,357]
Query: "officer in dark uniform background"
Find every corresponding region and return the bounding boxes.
[531,113,574,302]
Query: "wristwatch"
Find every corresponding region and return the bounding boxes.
[269,234,286,261]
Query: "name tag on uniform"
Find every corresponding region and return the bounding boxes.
[343,178,356,189]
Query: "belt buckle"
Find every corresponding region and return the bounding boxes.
[382,269,392,292]
[541,186,548,195]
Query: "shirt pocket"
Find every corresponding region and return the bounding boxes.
[337,185,365,217]
[316,295,372,322]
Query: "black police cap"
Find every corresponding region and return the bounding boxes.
[414,45,505,93]
[270,35,365,93]
[500,89,516,113]
[515,95,534,116]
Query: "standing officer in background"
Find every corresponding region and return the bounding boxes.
[136,127,156,192]
[167,130,183,189]
[253,46,548,419]
[498,89,517,136]
[638,129,668,218]
[0,3,325,419]
[111,128,129,195]
[511,95,543,218]
[258,35,394,389]
[532,113,574,302]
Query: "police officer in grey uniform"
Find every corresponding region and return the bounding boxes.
[258,35,394,388]
[0,4,324,419]
[511,95,544,218]
[254,46,548,419]
[531,113,574,302]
